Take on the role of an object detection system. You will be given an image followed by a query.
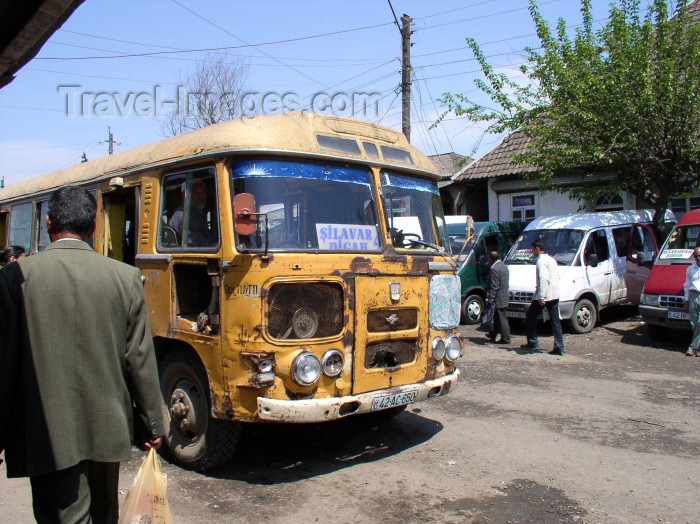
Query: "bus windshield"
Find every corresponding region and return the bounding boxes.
[232,158,380,252]
[655,224,700,265]
[381,171,449,252]
[506,228,584,265]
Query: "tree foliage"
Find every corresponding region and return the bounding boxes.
[163,52,249,136]
[435,0,700,231]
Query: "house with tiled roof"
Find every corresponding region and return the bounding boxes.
[447,0,700,222]
[426,152,479,216]
[448,129,637,222]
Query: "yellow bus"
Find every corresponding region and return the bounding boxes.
[0,113,463,470]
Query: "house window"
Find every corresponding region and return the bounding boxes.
[512,194,535,222]
[594,193,624,211]
[670,193,700,220]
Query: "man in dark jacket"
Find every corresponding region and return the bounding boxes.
[0,186,164,523]
[486,251,511,344]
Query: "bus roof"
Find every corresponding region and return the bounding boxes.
[0,113,438,203]
[522,210,676,231]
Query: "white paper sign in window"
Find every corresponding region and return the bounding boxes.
[316,223,379,250]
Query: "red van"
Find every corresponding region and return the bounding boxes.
[639,209,700,339]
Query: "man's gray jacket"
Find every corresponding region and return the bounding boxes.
[0,240,163,477]
[487,260,510,308]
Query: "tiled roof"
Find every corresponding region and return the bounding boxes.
[428,152,471,176]
[684,0,700,24]
[455,0,700,183]
[455,129,540,180]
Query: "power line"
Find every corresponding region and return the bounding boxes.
[419,0,562,31]
[169,0,330,90]
[47,41,391,67]
[37,19,395,61]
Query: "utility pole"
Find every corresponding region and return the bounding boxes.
[400,14,412,143]
[100,126,121,155]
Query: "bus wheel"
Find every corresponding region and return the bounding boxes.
[567,299,596,334]
[160,351,240,471]
[462,294,484,325]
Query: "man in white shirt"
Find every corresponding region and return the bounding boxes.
[522,239,565,355]
[683,246,700,356]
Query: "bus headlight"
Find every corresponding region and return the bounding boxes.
[291,352,321,386]
[642,293,659,306]
[321,349,344,377]
[432,337,446,360]
[444,335,463,361]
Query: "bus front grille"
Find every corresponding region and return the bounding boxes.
[267,282,344,340]
[364,340,416,369]
[367,308,418,332]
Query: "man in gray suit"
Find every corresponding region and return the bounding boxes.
[486,251,511,344]
[0,186,164,523]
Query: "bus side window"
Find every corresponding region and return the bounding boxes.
[8,202,32,254]
[159,175,186,249]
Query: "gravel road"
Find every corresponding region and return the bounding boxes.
[2,305,699,523]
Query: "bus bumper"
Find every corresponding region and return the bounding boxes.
[256,369,460,423]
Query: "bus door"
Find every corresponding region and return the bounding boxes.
[149,168,222,338]
[103,187,138,266]
[626,223,658,304]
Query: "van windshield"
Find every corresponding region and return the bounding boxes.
[655,224,700,265]
[506,228,584,265]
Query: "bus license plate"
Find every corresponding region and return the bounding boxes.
[371,390,417,411]
[668,310,689,320]
[507,311,526,318]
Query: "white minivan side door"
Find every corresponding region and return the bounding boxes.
[626,223,658,305]
[582,228,615,306]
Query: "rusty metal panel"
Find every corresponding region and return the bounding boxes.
[352,275,428,394]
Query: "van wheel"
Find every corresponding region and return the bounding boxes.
[160,351,240,471]
[567,299,597,334]
[646,324,666,341]
[462,294,484,324]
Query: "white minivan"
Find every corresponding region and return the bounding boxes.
[504,210,675,333]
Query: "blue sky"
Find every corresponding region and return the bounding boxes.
[0,0,651,186]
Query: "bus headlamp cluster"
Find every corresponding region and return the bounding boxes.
[432,335,463,362]
[292,349,345,386]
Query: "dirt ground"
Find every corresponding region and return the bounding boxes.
[2,305,699,523]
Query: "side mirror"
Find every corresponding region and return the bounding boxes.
[233,193,257,235]
[588,253,599,268]
[636,252,648,266]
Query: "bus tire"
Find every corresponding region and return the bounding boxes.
[159,351,240,471]
[567,298,597,334]
[462,294,484,325]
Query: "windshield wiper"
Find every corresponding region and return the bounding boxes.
[408,238,445,252]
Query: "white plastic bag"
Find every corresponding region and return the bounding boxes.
[118,448,173,524]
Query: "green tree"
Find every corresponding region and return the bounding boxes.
[435,0,700,232]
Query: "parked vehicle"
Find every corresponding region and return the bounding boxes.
[0,114,463,470]
[504,210,675,334]
[639,209,700,339]
[446,217,526,323]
